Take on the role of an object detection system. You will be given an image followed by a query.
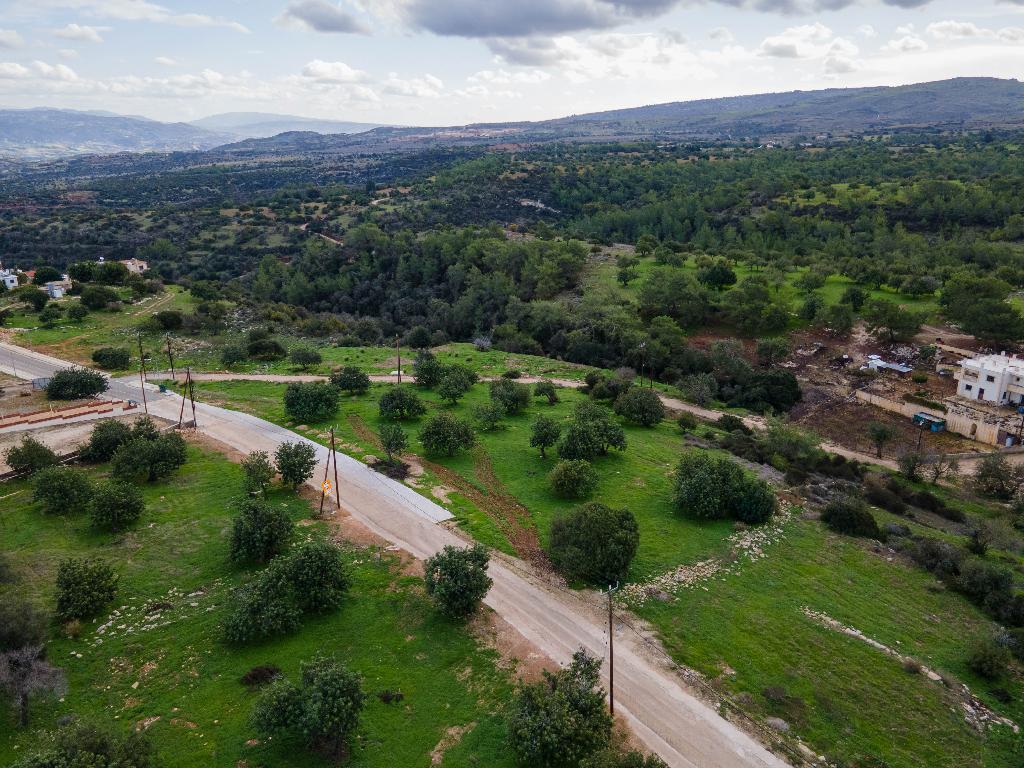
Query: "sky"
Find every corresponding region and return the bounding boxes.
[0,0,1021,125]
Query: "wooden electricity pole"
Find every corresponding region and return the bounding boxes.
[187,371,198,428]
[396,335,402,385]
[331,428,341,514]
[177,367,189,428]
[166,336,176,382]
[606,582,619,716]
[137,333,148,414]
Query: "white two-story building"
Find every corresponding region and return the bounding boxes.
[955,352,1024,406]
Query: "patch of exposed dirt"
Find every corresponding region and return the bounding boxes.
[421,447,549,568]
[347,414,381,449]
[430,723,477,765]
[469,611,553,684]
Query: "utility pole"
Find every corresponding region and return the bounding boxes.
[317,443,331,519]
[331,427,341,514]
[166,335,176,382]
[396,335,402,385]
[916,421,926,453]
[177,367,189,428]
[606,582,619,716]
[187,371,198,428]
[137,333,148,415]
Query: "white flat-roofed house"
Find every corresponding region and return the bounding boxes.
[955,352,1024,406]
[44,281,65,299]
[1,270,17,290]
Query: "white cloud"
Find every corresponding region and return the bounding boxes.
[154,56,177,66]
[277,0,368,34]
[40,1,249,33]
[0,62,30,78]
[54,23,107,42]
[856,24,876,39]
[709,27,734,43]
[757,23,833,58]
[382,73,443,97]
[882,35,927,53]
[926,20,1024,43]
[469,68,551,84]
[301,59,369,83]
[58,48,79,59]
[33,60,79,81]
[0,29,24,49]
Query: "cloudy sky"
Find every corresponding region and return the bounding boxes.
[0,1,1022,124]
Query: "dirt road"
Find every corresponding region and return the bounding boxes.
[0,342,791,768]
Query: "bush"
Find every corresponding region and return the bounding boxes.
[39,302,62,327]
[717,414,751,434]
[490,378,531,414]
[242,450,276,495]
[967,638,1011,680]
[423,544,492,619]
[530,414,562,458]
[240,664,282,688]
[613,388,664,426]
[67,303,89,322]
[508,649,612,768]
[472,402,506,431]
[581,750,668,768]
[110,433,187,483]
[863,476,908,515]
[45,368,108,400]
[55,558,118,621]
[821,496,883,539]
[677,412,698,432]
[0,596,48,651]
[733,477,778,524]
[80,285,120,310]
[550,503,639,584]
[672,452,744,520]
[230,498,294,564]
[91,347,130,370]
[955,559,1013,610]
[330,366,370,395]
[224,541,350,644]
[437,370,472,404]
[251,656,365,759]
[289,347,322,370]
[405,325,432,348]
[379,423,407,462]
[413,350,445,388]
[153,310,183,330]
[89,480,145,532]
[557,403,626,460]
[32,466,93,515]
[549,459,599,499]
[220,342,248,367]
[420,413,475,457]
[12,722,157,768]
[247,337,287,361]
[275,441,317,488]
[378,386,426,420]
[534,380,559,404]
[283,381,339,423]
[5,437,59,475]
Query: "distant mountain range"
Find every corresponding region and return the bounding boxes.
[0,108,387,160]
[1,77,1022,164]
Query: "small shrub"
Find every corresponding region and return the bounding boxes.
[330,366,370,395]
[820,496,883,539]
[274,441,317,489]
[967,638,1011,680]
[80,285,119,310]
[229,499,293,564]
[247,338,287,361]
[32,466,93,515]
[530,414,562,457]
[81,420,132,462]
[378,386,426,420]
[88,480,145,532]
[672,452,744,520]
[241,450,276,495]
[549,459,599,499]
[423,544,492,619]
[677,412,698,432]
[5,437,59,476]
[0,596,48,651]
[153,310,183,330]
[251,656,365,759]
[110,433,186,483]
[283,382,339,423]
[490,378,531,414]
[716,414,751,434]
[901,657,922,674]
[55,558,118,621]
[472,402,506,431]
[91,347,130,370]
[534,380,559,404]
[45,368,108,400]
[419,413,475,457]
[613,388,665,426]
[550,503,639,584]
[11,722,156,768]
[379,423,408,463]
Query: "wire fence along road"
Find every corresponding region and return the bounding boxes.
[0,342,792,768]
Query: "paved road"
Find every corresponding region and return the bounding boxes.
[0,342,792,768]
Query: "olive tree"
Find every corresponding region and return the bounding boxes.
[379,423,408,463]
[508,649,612,767]
[45,368,108,400]
[420,413,475,457]
[0,646,67,728]
[530,415,562,458]
[32,466,93,515]
[274,441,318,489]
[534,380,559,405]
[242,450,276,496]
[283,382,339,423]
[378,386,427,420]
[549,459,598,499]
[550,503,639,584]
[423,544,492,619]
[5,437,59,476]
[613,388,665,426]
[54,558,118,621]
[229,498,293,564]
[251,656,365,759]
[81,420,132,463]
[89,480,145,532]
[330,366,370,395]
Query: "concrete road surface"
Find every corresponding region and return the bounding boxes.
[0,341,791,768]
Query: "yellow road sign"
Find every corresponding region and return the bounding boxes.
[322,480,332,495]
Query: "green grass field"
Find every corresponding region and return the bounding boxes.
[181,378,1024,768]
[1,445,516,767]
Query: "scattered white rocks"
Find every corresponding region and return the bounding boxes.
[621,501,795,606]
[87,580,225,648]
[802,607,1018,734]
